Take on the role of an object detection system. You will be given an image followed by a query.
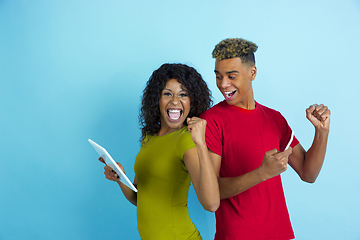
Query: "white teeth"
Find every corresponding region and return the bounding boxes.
[225,91,232,98]
[167,109,182,120]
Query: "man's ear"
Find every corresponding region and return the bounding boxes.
[250,65,257,81]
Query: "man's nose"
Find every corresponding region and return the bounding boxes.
[220,77,231,89]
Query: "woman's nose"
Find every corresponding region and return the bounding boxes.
[170,95,180,105]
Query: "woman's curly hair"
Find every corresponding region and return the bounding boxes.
[139,63,212,142]
[212,38,258,65]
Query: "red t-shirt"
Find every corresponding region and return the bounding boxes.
[200,101,299,240]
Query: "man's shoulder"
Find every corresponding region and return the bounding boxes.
[257,102,287,125]
[257,102,282,116]
[200,101,228,118]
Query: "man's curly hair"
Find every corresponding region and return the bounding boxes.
[212,38,258,65]
[139,63,212,142]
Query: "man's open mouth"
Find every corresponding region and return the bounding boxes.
[224,90,236,100]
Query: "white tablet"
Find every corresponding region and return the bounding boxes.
[88,139,138,192]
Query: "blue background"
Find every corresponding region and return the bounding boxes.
[1,0,359,239]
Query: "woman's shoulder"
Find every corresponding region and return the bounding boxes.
[175,127,196,157]
[175,127,192,142]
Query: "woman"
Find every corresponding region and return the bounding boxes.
[99,63,219,240]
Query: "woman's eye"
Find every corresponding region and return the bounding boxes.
[179,93,188,97]
[163,92,172,96]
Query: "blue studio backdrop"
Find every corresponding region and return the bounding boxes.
[1,0,360,239]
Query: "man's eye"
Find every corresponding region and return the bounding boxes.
[215,75,221,80]
[229,75,235,80]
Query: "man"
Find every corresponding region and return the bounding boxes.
[200,38,330,240]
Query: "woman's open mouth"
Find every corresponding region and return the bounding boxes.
[167,109,183,122]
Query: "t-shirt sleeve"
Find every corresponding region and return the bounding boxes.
[279,113,300,151]
[200,112,223,157]
[177,129,196,160]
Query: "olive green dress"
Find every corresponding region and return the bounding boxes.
[134,127,202,240]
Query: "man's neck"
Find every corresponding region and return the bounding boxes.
[235,99,256,110]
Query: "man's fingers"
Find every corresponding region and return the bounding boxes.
[322,108,331,117]
[277,147,292,159]
[307,104,330,118]
[315,104,325,111]
[279,149,291,160]
[265,149,279,157]
[314,104,327,115]
[265,148,292,161]
[318,107,330,120]
[306,105,316,114]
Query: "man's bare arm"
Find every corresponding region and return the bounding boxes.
[288,104,330,183]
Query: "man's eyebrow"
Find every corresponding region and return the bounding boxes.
[226,70,239,74]
[214,70,239,74]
